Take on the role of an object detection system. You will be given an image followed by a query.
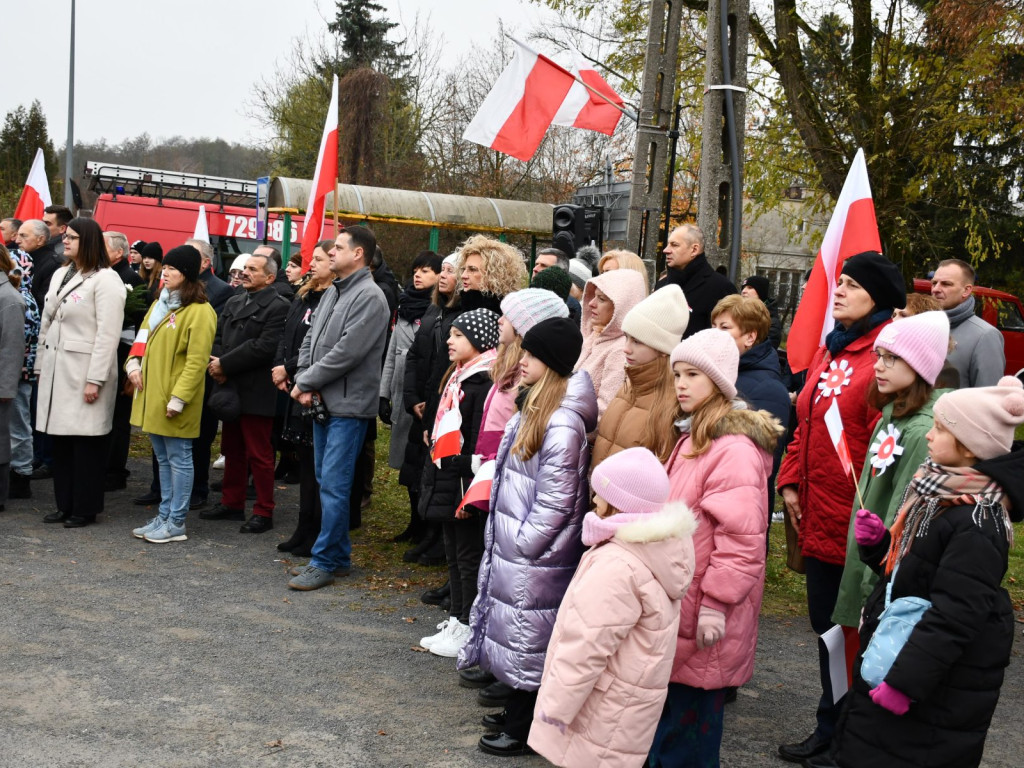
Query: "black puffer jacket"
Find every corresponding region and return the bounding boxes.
[834,446,1024,768]
[418,370,491,522]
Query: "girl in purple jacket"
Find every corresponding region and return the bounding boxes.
[459,317,598,757]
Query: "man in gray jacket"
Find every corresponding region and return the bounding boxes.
[288,225,390,590]
[931,259,1005,387]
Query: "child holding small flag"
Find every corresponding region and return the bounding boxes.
[528,447,697,767]
[418,308,500,658]
[460,317,597,757]
[647,329,783,767]
[833,377,1024,768]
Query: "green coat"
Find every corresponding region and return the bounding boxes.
[831,389,947,627]
[129,301,217,439]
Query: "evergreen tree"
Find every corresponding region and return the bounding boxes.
[0,101,58,214]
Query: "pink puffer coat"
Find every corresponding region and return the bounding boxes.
[665,407,782,689]
[575,270,647,417]
[529,502,697,768]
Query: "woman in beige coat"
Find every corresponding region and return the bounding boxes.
[34,217,125,527]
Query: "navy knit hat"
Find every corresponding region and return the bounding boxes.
[522,316,583,377]
[452,308,500,353]
[741,274,771,300]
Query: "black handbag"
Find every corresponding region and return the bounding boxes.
[208,381,242,422]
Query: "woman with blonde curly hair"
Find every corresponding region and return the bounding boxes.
[599,249,649,295]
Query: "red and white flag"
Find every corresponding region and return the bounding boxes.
[786,149,882,372]
[463,38,577,162]
[552,51,623,135]
[430,408,463,466]
[13,148,53,222]
[824,399,855,478]
[300,74,339,271]
[456,459,497,514]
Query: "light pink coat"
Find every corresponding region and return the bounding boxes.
[529,503,697,768]
[575,270,647,417]
[664,407,780,689]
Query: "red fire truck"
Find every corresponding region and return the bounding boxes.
[85,162,306,271]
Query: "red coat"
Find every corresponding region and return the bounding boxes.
[777,323,887,565]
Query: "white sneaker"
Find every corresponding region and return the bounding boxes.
[430,618,470,658]
[212,454,225,470]
[771,511,785,523]
[420,619,451,650]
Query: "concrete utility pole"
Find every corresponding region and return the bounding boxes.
[697,0,750,279]
[65,0,76,209]
[625,0,684,263]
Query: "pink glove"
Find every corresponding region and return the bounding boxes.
[869,681,911,715]
[538,710,567,735]
[854,509,887,546]
[696,606,726,650]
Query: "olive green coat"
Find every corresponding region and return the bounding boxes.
[129,301,217,439]
[832,389,946,627]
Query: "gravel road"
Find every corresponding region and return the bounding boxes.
[1,457,1020,767]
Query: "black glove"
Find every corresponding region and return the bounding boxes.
[378,397,393,425]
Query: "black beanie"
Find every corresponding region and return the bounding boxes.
[141,241,163,263]
[841,251,906,310]
[522,317,583,377]
[452,308,500,353]
[741,274,771,300]
[131,240,147,254]
[162,245,202,283]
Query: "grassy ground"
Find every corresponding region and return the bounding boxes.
[132,424,1024,617]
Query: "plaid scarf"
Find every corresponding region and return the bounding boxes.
[884,458,1010,575]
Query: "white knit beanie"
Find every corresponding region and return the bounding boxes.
[669,328,739,400]
[621,285,690,355]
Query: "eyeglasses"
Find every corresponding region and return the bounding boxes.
[871,350,902,368]
[62,234,80,242]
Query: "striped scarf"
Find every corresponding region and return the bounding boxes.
[884,458,1010,575]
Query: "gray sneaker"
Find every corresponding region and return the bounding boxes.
[288,564,351,577]
[132,516,164,539]
[288,565,336,591]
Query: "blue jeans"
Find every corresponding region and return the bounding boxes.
[10,380,34,476]
[150,434,194,525]
[311,417,369,572]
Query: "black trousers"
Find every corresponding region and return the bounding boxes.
[441,513,486,623]
[106,344,133,480]
[52,433,110,520]
[805,555,847,741]
[504,688,539,741]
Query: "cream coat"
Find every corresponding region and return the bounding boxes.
[529,503,697,768]
[35,266,125,436]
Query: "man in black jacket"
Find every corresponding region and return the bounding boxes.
[656,224,737,337]
[15,220,60,312]
[189,238,233,313]
[204,254,289,534]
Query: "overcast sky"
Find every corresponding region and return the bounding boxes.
[3,0,557,148]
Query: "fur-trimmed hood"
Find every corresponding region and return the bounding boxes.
[711,407,784,455]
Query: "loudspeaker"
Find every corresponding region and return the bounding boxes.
[552,204,602,256]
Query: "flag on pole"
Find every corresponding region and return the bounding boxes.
[13,148,53,222]
[193,204,210,243]
[300,74,339,270]
[456,460,497,514]
[552,51,624,135]
[430,408,463,466]
[785,149,882,372]
[824,399,855,478]
[463,38,577,162]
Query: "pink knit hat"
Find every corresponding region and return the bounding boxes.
[669,328,739,400]
[591,447,669,515]
[499,288,569,336]
[874,310,949,385]
[934,376,1024,460]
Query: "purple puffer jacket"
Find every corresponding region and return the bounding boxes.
[459,370,599,691]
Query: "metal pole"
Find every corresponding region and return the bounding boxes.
[660,103,682,253]
[64,0,76,209]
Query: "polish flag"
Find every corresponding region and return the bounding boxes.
[463,38,576,162]
[300,74,339,271]
[552,52,623,135]
[128,328,149,359]
[457,460,497,514]
[13,148,53,222]
[193,204,210,243]
[785,149,882,372]
[431,408,463,466]
[824,399,855,478]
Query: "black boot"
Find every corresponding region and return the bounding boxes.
[421,581,451,605]
[8,470,32,500]
[403,523,440,563]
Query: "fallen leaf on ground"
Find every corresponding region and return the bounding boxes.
[403,616,416,623]
[377,730,387,736]
[265,739,283,748]
[411,645,429,653]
